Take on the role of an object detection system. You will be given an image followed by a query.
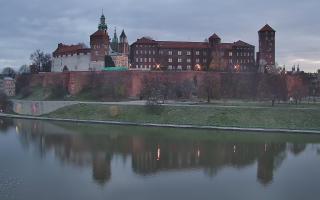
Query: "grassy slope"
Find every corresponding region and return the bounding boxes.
[46,104,320,130]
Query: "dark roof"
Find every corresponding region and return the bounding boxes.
[158,41,208,49]
[259,24,276,32]
[233,40,254,47]
[53,43,90,57]
[120,30,127,38]
[134,37,158,45]
[209,33,221,40]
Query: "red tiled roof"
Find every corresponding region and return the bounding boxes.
[158,41,208,49]
[134,37,158,45]
[53,43,90,57]
[259,24,275,32]
[90,30,108,37]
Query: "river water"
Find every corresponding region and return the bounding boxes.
[0,118,320,200]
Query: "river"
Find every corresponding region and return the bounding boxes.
[0,118,320,200]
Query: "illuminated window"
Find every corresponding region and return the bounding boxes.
[187,51,191,55]
[168,58,172,63]
[168,51,173,55]
[178,51,182,55]
[178,58,182,63]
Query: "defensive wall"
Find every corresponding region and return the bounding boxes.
[16,71,308,99]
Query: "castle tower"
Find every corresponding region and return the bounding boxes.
[209,33,221,47]
[118,30,129,54]
[257,24,276,72]
[111,28,119,52]
[90,13,110,70]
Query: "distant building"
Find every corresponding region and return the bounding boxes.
[1,77,15,97]
[52,13,129,72]
[130,34,255,72]
[257,24,276,73]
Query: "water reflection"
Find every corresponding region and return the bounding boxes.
[3,118,319,187]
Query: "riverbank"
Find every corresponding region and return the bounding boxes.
[45,103,320,130]
[1,112,320,135]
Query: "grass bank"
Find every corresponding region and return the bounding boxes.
[46,104,320,130]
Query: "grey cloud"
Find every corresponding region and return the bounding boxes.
[0,0,319,72]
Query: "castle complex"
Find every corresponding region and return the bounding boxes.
[52,12,276,73]
[52,14,129,72]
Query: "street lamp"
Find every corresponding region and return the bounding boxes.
[195,64,201,71]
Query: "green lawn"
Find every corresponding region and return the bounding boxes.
[46,104,320,130]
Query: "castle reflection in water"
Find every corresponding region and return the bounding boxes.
[1,118,309,186]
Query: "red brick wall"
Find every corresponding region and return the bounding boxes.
[17,71,310,99]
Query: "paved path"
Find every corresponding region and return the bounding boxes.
[11,99,320,116]
[1,113,320,135]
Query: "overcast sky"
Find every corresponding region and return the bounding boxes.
[0,0,319,72]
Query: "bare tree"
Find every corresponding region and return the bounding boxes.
[30,49,52,72]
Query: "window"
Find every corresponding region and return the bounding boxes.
[203,59,207,63]
[149,50,151,55]
[160,50,163,55]
[187,58,191,63]
[168,58,173,63]
[135,65,138,68]
[144,58,147,62]
[168,51,173,55]
[229,52,233,57]
[136,50,139,55]
[149,58,152,62]
[153,50,156,55]
[168,65,173,70]
[135,58,139,62]
[140,50,143,54]
[187,51,191,55]
[178,51,182,55]
[178,58,182,63]
[203,52,207,56]
[187,65,191,70]
[140,58,143,62]
[177,65,182,70]
[196,51,200,55]
[196,58,200,63]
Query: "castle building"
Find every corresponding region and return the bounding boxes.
[52,13,129,72]
[130,34,255,72]
[257,24,276,73]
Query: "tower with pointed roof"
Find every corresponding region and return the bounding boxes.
[118,30,129,54]
[90,13,110,70]
[98,12,108,31]
[257,24,276,73]
[111,28,119,52]
[209,33,221,47]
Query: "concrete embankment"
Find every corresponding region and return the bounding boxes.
[12,100,79,116]
[1,113,320,135]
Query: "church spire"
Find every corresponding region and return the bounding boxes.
[111,27,119,52]
[98,10,107,31]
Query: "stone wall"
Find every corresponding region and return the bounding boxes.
[16,71,309,100]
